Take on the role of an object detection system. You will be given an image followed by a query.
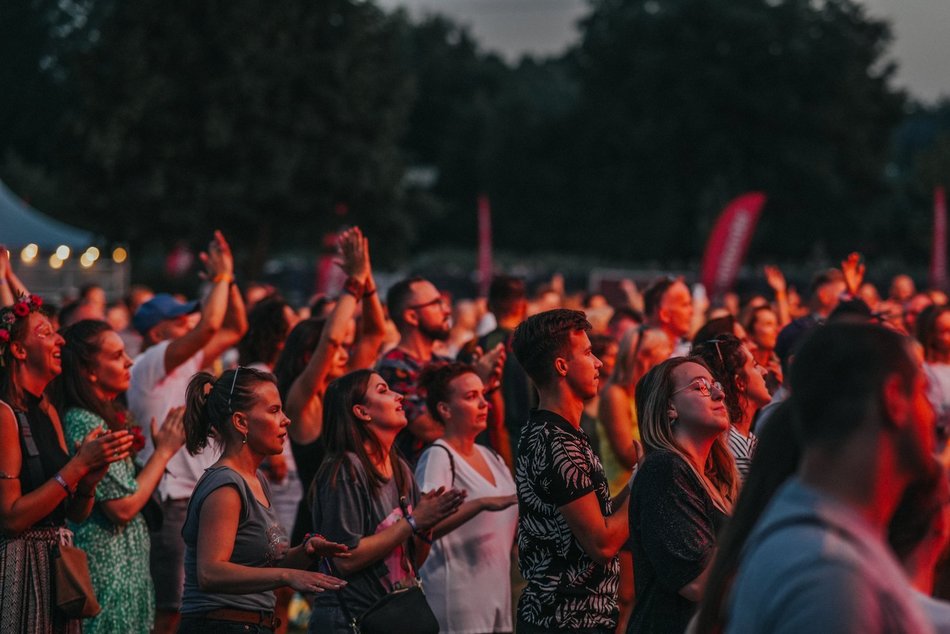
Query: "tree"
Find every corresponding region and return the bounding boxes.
[567,0,905,261]
[59,0,415,274]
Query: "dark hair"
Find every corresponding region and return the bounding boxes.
[643,277,678,318]
[744,306,776,340]
[418,362,478,425]
[692,334,748,427]
[183,367,276,455]
[386,276,426,329]
[916,304,950,363]
[790,323,917,450]
[79,284,103,300]
[0,300,49,409]
[57,301,82,330]
[488,275,526,318]
[807,268,844,298]
[590,333,616,360]
[608,306,643,330]
[53,320,121,428]
[273,318,326,399]
[888,458,947,560]
[512,309,591,389]
[692,316,738,347]
[318,369,407,494]
[238,296,293,368]
[694,402,801,633]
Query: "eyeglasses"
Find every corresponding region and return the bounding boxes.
[227,367,242,411]
[671,377,723,398]
[407,297,447,311]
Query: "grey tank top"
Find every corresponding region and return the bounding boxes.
[180,466,288,614]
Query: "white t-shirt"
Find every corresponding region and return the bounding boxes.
[916,591,950,634]
[416,439,518,634]
[128,340,219,500]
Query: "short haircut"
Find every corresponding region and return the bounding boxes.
[807,268,844,298]
[512,309,591,389]
[488,275,526,318]
[418,362,478,425]
[789,323,917,450]
[386,276,426,329]
[643,277,678,318]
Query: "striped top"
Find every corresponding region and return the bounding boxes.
[727,426,758,482]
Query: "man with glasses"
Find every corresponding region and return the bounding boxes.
[377,277,454,463]
[127,231,247,634]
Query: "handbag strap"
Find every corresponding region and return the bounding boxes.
[15,409,46,490]
[427,443,456,486]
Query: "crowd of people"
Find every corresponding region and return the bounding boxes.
[1,229,950,634]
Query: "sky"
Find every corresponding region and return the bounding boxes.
[380,0,950,103]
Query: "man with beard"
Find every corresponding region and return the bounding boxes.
[643,277,694,358]
[377,277,457,462]
[726,323,936,633]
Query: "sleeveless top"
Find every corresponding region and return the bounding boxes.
[15,391,69,527]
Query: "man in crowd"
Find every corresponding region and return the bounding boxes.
[643,277,693,358]
[378,275,504,463]
[512,309,630,632]
[726,323,935,633]
[128,230,247,634]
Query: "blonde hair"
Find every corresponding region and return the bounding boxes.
[636,356,738,513]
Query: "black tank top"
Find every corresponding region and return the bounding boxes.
[16,391,69,527]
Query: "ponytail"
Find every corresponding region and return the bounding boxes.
[184,372,216,454]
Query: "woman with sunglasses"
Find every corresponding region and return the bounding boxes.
[626,357,738,634]
[692,335,772,482]
[178,367,348,633]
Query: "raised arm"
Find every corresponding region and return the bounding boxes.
[98,408,186,526]
[285,230,365,445]
[0,248,14,307]
[163,231,235,374]
[347,228,386,371]
[764,265,791,327]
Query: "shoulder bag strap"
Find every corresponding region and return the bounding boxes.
[427,442,456,487]
[15,409,46,487]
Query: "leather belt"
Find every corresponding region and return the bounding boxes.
[199,608,280,629]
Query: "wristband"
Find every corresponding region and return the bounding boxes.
[212,273,234,285]
[404,513,432,544]
[342,276,364,299]
[363,285,377,298]
[53,472,74,496]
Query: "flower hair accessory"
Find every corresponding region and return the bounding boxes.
[0,294,44,366]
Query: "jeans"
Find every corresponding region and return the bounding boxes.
[178,616,275,633]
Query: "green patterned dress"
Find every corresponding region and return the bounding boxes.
[64,408,154,634]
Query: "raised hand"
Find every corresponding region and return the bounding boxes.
[474,343,506,392]
[336,226,369,284]
[74,427,134,471]
[200,230,234,280]
[840,252,865,295]
[763,265,787,295]
[152,407,186,458]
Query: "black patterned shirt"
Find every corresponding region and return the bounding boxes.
[515,409,619,630]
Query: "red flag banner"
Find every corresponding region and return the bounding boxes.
[478,194,493,297]
[700,192,767,297]
[931,186,947,290]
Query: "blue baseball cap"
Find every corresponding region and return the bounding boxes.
[133,293,199,335]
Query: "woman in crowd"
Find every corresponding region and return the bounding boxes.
[179,367,348,633]
[56,319,187,634]
[692,335,771,481]
[0,295,133,633]
[274,226,385,543]
[415,363,518,634]
[309,369,465,633]
[239,295,304,633]
[627,357,738,634]
[744,305,783,390]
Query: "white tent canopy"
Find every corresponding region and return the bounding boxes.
[0,179,95,250]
